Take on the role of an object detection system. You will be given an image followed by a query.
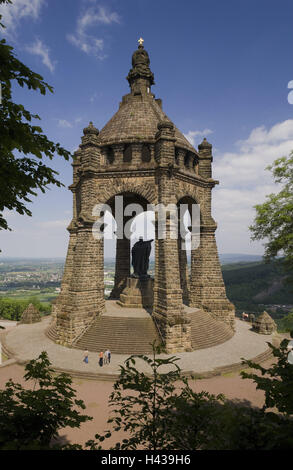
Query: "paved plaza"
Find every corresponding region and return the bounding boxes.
[0,316,278,379]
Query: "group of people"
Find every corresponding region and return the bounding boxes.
[83,349,111,367]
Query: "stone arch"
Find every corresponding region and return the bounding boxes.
[98,180,157,207]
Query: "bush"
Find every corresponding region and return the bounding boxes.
[86,342,293,450]
[0,351,92,450]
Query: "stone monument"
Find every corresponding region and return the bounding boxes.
[51,39,235,353]
[253,311,277,335]
[20,303,41,324]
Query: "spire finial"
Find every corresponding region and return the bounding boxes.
[127,40,154,91]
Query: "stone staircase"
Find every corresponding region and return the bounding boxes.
[72,315,161,354]
[190,308,234,350]
[46,322,58,342]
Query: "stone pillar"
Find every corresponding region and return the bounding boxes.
[176,148,186,170]
[153,121,191,352]
[112,144,124,167]
[149,144,155,164]
[53,227,77,322]
[131,142,143,167]
[56,222,104,346]
[190,224,235,330]
[109,236,130,299]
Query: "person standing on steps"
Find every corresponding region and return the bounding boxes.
[107,349,111,364]
[99,351,103,367]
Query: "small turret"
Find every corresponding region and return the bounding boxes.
[198,137,213,179]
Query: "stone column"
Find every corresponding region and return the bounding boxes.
[52,228,77,322]
[153,121,191,352]
[131,142,143,167]
[109,236,130,299]
[56,223,104,346]
[149,144,155,164]
[176,148,186,170]
[112,144,124,167]
[190,224,235,330]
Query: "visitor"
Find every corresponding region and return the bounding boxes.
[105,349,111,364]
[104,350,108,365]
[99,351,103,367]
[83,350,89,364]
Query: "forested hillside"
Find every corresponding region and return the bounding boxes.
[222,259,293,317]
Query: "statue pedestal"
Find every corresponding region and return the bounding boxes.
[117,277,154,309]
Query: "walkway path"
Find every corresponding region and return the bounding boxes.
[1,315,278,379]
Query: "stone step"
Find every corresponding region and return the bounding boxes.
[190,309,234,350]
[72,315,161,354]
[46,323,58,342]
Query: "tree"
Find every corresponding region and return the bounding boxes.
[0,0,71,232]
[86,342,226,450]
[249,153,293,275]
[241,339,293,416]
[0,351,92,449]
[86,342,293,450]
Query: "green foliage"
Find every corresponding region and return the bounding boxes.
[241,339,293,415]
[86,342,223,450]
[0,296,51,321]
[0,351,92,449]
[250,153,293,277]
[86,342,293,450]
[209,401,293,450]
[0,1,71,232]
[277,311,293,333]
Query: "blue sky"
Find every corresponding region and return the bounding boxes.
[1,0,293,258]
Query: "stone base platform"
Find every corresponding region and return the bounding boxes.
[117,277,154,308]
[0,312,281,381]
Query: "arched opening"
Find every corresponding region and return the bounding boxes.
[106,146,114,164]
[103,191,153,301]
[130,210,155,277]
[177,195,201,305]
[123,144,132,162]
[141,144,151,163]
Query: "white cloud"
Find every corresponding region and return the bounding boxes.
[184,128,213,147]
[0,0,44,38]
[67,5,120,58]
[58,119,73,129]
[26,38,56,73]
[57,118,83,128]
[212,119,293,254]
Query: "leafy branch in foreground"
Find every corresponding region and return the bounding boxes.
[86,342,226,450]
[0,0,71,232]
[0,351,92,449]
[86,341,293,450]
[241,338,293,416]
